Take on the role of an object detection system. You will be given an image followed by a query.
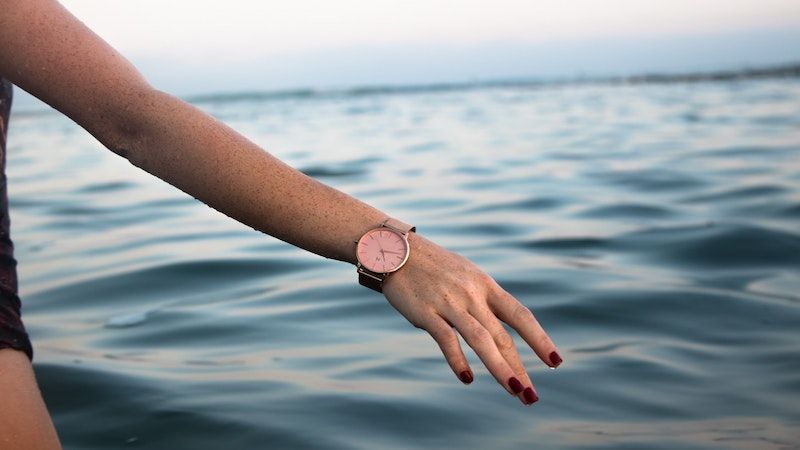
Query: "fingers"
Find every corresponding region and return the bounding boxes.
[446,311,530,398]
[423,310,538,405]
[490,289,562,369]
[424,315,474,384]
[471,305,539,405]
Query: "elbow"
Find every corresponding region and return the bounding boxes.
[105,139,133,160]
[95,87,165,166]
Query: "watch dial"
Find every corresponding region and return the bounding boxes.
[357,228,409,273]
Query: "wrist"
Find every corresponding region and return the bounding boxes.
[380,231,424,291]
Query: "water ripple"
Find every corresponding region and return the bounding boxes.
[9,78,800,449]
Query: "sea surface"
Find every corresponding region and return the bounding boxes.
[7,76,800,449]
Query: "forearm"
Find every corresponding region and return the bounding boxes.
[0,0,391,264]
[119,89,386,264]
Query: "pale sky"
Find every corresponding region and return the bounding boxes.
[61,0,800,57]
[26,1,800,98]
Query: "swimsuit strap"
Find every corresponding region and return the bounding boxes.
[0,78,33,360]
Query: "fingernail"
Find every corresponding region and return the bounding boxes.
[459,370,473,384]
[549,351,563,368]
[508,377,524,394]
[522,387,539,405]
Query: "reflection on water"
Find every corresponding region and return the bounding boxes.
[8,77,800,449]
[542,418,799,450]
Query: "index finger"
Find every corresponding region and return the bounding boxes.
[489,289,562,368]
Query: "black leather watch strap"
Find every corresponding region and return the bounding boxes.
[358,269,385,293]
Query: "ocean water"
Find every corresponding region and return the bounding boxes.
[7,77,800,449]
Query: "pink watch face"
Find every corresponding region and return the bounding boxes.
[357,228,409,273]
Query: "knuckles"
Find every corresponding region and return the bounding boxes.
[492,330,516,352]
[512,302,535,323]
[466,321,492,344]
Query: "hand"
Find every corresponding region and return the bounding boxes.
[382,234,561,406]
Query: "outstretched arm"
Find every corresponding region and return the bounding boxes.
[0,0,560,407]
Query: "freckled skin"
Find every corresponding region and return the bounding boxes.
[0,1,561,447]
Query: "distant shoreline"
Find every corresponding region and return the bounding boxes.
[13,62,800,115]
[615,62,800,84]
[187,62,800,105]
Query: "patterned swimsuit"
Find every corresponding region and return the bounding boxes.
[0,78,33,360]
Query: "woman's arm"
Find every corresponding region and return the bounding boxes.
[0,0,560,405]
[0,349,61,449]
[0,0,385,263]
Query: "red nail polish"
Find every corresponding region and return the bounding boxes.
[459,370,473,384]
[508,377,524,394]
[549,351,563,367]
[523,387,539,405]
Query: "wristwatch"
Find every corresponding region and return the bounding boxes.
[355,218,416,293]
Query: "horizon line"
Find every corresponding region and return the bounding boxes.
[11,61,800,116]
[185,61,800,105]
